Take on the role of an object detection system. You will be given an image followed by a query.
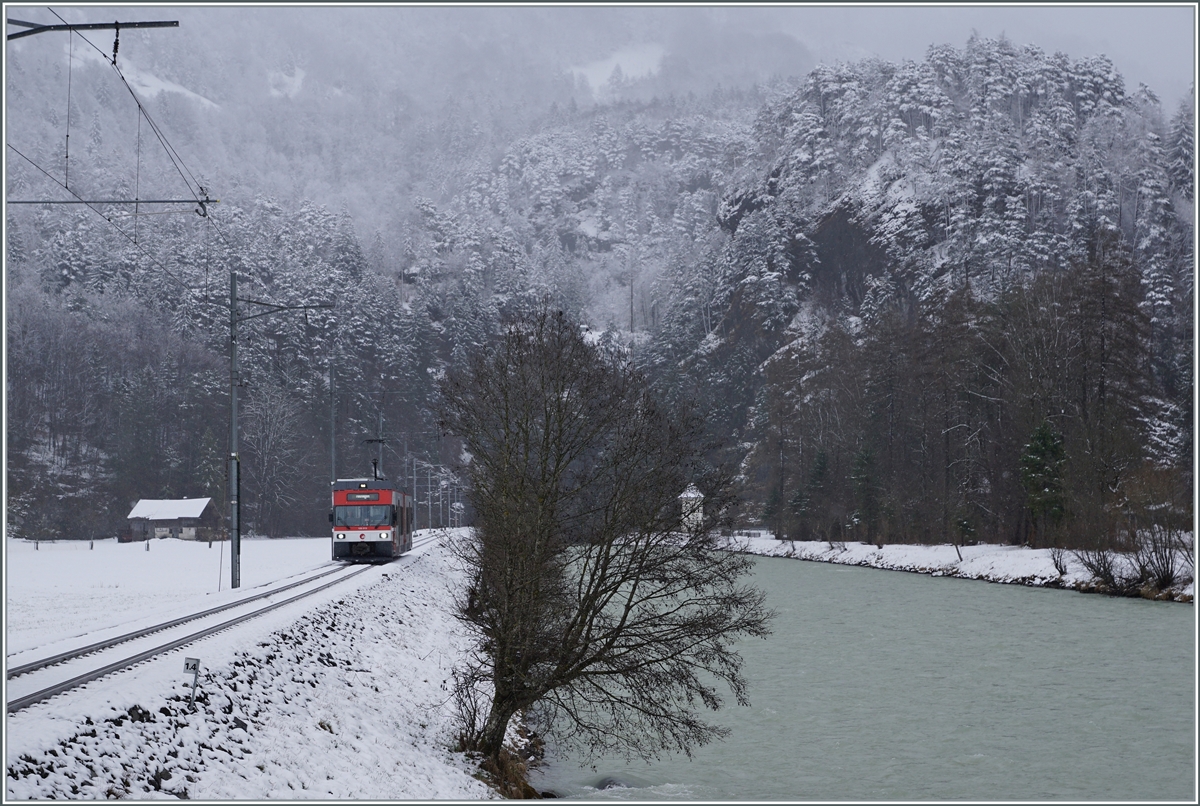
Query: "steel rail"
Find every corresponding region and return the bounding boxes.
[7,565,374,714]
[6,564,344,680]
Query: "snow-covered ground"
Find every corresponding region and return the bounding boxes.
[7,529,1191,800]
[5,532,496,800]
[7,536,339,656]
[725,534,1195,602]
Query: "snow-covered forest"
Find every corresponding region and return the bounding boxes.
[5,9,1193,549]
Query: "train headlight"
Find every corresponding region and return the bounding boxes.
[379,532,388,540]
[336,534,345,540]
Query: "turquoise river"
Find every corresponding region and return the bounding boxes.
[529,555,1196,800]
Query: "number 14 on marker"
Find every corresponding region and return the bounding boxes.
[184,657,201,705]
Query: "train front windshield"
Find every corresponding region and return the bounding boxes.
[334,505,392,527]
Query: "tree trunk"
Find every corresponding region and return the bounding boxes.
[479,696,519,760]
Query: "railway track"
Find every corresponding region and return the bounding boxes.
[6,564,347,680]
[6,531,447,714]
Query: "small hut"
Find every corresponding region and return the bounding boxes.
[679,484,705,531]
[126,498,219,542]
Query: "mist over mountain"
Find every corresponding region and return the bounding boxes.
[6,6,812,241]
[5,8,1193,550]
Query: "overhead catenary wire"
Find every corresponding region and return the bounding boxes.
[31,8,291,294]
[46,7,207,209]
[42,6,292,275]
[7,198,218,204]
[205,210,211,300]
[64,25,72,187]
[7,142,196,293]
[40,11,200,219]
[114,62,206,203]
[134,109,141,242]
[203,206,236,253]
[108,208,203,218]
[31,8,238,296]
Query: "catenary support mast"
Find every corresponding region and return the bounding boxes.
[229,272,241,589]
[227,272,332,588]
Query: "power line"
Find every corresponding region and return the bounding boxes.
[135,106,142,239]
[38,7,287,275]
[7,142,196,292]
[114,61,205,202]
[44,7,206,206]
[18,10,289,293]
[202,201,236,252]
[12,9,225,294]
[8,199,217,205]
[64,25,73,186]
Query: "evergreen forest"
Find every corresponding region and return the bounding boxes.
[5,15,1193,554]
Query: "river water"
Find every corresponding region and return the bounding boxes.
[529,556,1196,800]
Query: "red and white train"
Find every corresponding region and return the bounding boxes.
[330,477,414,561]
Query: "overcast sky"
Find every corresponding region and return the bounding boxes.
[764,3,1196,108]
[14,4,1196,108]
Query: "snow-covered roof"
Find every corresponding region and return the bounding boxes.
[679,483,704,500]
[127,498,212,521]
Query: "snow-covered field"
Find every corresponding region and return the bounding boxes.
[4,532,496,800]
[7,536,339,656]
[726,534,1195,602]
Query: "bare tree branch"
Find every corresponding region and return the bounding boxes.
[439,303,772,768]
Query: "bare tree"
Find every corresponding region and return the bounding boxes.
[242,381,305,537]
[439,305,771,780]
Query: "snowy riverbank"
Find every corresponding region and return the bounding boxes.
[5,532,496,800]
[725,534,1195,603]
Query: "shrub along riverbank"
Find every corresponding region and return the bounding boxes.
[727,535,1194,603]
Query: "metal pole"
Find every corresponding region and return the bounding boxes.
[427,463,432,530]
[229,271,241,589]
[7,18,179,42]
[377,409,385,478]
[329,344,336,484]
[5,198,214,205]
[778,439,784,540]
